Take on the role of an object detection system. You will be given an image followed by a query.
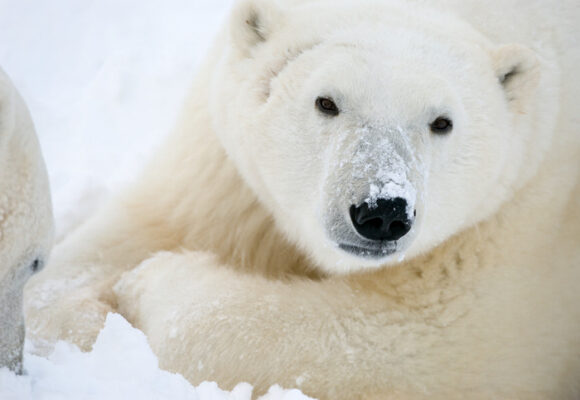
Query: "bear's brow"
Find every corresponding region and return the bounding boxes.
[264,41,322,99]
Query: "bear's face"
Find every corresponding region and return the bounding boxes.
[0,69,53,372]
[210,0,544,274]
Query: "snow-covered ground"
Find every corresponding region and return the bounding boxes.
[0,314,313,400]
[0,1,313,398]
[0,0,233,239]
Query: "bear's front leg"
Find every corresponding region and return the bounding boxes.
[114,251,436,400]
[115,251,357,399]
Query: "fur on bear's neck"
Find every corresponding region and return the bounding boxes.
[128,71,317,280]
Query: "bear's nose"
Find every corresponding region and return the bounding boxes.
[349,198,413,242]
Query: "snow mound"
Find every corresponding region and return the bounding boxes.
[0,314,315,400]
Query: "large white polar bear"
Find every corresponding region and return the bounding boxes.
[26,0,580,398]
[0,68,53,372]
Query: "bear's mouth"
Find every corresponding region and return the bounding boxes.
[338,242,397,259]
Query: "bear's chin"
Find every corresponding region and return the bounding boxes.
[319,222,420,272]
[312,239,416,274]
[338,243,397,259]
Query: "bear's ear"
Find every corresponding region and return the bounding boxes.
[229,0,283,55]
[492,44,540,108]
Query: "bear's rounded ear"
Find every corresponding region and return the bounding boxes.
[492,44,540,109]
[229,0,283,55]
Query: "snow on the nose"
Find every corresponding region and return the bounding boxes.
[350,127,417,217]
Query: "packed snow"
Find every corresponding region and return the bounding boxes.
[0,314,313,400]
[0,1,314,398]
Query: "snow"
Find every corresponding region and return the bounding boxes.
[0,0,233,240]
[349,127,417,216]
[0,1,314,398]
[0,314,314,400]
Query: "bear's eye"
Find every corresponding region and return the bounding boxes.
[30,258,43,273]
[315,97,339,116]
[430,116,453,134]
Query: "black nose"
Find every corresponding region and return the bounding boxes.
[350,198,413,242]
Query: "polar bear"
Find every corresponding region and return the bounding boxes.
[26,0,580,398]
[0,68,53,372]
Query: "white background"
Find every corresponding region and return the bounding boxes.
[0,0,233,238]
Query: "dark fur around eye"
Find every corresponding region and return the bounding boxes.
[315,97,339,116]
[30,258,44,273]
[430,116,453,134]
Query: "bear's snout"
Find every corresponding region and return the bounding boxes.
[349,197,413,242]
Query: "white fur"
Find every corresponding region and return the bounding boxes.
[0,68,53,372]
[26,0,580,398]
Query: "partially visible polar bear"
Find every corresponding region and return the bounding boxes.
[0,68,53,372]
[26,0,580,398]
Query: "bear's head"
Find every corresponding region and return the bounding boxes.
[0,68,53,372]
[209,0,553,274]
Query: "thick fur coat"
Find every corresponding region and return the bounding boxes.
[26,0,580,398]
